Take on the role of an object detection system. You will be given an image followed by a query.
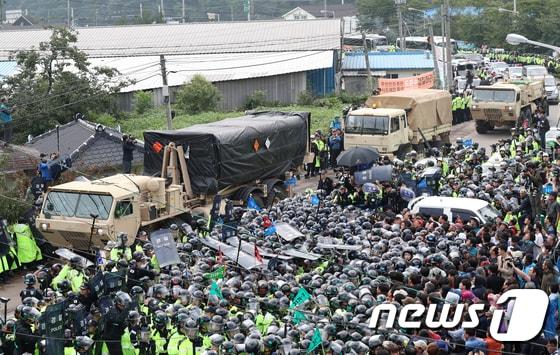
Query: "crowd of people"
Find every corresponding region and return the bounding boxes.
[4,50,560,354]
[1,117,560,355]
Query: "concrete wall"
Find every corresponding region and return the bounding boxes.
[117,71,307,112]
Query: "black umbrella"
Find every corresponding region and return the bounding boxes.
[336,146,380,167]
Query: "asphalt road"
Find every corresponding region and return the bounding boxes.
[450,103,560,150]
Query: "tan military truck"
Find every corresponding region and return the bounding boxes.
[342,89,452,158]
[471,80,547,134]
[36,111,311,250]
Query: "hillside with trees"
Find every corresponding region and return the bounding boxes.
[3,0,356,26]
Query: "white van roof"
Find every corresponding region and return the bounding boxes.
[408,196,488,211]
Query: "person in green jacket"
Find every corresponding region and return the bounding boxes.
[52,256,87,293]
[110,232,132,262]
[11,222,42,267]
[167,317,190,355]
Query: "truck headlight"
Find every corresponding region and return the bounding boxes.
[472,105,477,109]
[40,223,49,231]
[97,228,105,236]
[508,106,513,111]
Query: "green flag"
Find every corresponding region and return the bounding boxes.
[307,328,322,353]
[290,287,311,309]
[209,281,224,300]
[204,266,225,280]
[292,310,307,325]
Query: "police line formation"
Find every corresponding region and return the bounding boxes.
[3,73,560,355]
[3,130,560,355]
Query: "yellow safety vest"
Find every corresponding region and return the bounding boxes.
[151,329,168,354]
[122,329,137,355]
[12,224,42,264]
[167,331,187,355]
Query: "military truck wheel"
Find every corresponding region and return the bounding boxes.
[475,121,488,134]
[268,184,288,205]
[396,144,411,160]
[251,193,266,210]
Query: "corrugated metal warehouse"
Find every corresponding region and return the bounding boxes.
[0,20,340,111]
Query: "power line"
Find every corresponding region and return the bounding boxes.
[7,62,160,109]
[4,72,160,132]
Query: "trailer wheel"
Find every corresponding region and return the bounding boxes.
[251,193,266,210]
[236,186,266,209]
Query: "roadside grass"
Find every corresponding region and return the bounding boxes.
[93,104,343,138]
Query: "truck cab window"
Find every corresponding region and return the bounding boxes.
[391,116,399,132]
[115,200,133,218]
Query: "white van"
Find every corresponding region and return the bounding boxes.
[523,65,548,80]
[407,196,500,224]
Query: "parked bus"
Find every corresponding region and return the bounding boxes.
[344,33,389,50]
[396,36,458,54]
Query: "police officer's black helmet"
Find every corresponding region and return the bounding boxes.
[24,273,36,285]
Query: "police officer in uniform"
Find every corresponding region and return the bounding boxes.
[103,291,132,355]
[15,306,40,354]
[20,273,42,302]
[73,336,95,355]
[110,232,132,262]
[150,310,170,354]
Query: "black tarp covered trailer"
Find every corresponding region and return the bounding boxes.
[143,111,310,195]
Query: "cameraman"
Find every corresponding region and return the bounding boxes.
[122,134,136,174]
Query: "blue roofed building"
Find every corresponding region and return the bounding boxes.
[0,61,18,79]
[341,51,435,94]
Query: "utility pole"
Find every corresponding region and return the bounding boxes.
[95,9,98,26]
[429,25,440,89]
[323,0,327,18]
[395,0,406,51]
[362,32,373,95]
[444,0,453,91]
[139,3,143,19]
[182,0,185,22]
[338,19,344,93]
[160,0,165,20]
[67,0,71,27]
[248,0,251,21]
[160,55,173,130]
[71,8,74,27]
[440,4,446,90]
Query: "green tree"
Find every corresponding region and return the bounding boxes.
[0,27,130,143]
[134,91,154,114]
[176,75,221,114]
[0,157,28,223]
